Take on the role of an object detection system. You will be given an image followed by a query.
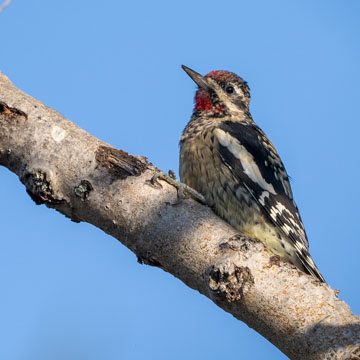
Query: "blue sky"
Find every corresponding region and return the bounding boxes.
[1,1,359,359]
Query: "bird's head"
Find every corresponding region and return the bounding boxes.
[182,65,251,117]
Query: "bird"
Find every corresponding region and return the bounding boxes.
[179,65,325,282]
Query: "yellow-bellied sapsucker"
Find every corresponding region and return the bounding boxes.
[180,65,325,282]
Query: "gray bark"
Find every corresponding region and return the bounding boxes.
[0,71,359,359]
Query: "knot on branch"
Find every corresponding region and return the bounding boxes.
[74,180,93,201]
[208,235,258,302]
[22,169,65,205]
[95,145,148,180]
[209,263,254,302]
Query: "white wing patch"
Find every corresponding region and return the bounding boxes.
[259,191,270,205]
[214,128,277,195]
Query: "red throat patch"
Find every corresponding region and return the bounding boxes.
[194,88,223,113]
[195,89,212,111]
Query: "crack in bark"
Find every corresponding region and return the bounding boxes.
[0,101,28,120]
[95,145,148,179]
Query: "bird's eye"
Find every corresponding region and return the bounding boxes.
[226,86,234,94]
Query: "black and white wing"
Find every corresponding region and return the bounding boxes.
[214,120,324,282]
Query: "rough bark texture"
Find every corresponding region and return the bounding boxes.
[0,71,359,359]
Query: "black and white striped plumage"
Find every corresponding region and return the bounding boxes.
[180,66,325,282]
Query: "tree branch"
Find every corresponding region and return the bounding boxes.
[0,71,359,359]
[0,0,12,13]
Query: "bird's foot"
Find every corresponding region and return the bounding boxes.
[150,170,206,205]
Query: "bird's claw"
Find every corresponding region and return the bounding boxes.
[150,172,164,187]
[150,170,206,205]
